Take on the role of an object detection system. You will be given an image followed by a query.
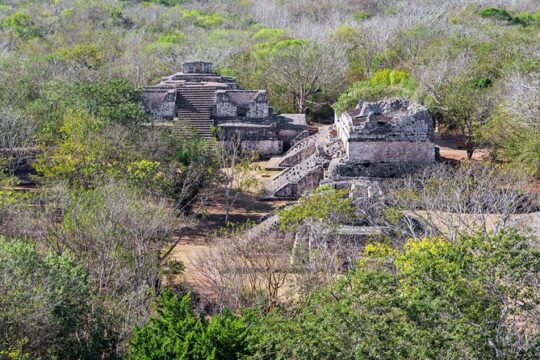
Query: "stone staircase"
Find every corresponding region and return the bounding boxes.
[176,86,218,138]
[244,215,281,238]
[262,126,346,199]
[278,125,334,168]
[264,148,330,198]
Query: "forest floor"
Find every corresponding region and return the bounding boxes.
[439,148,490,162]
[170,161,291,287]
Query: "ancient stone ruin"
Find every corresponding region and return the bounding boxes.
[263,98,437,198]
[332,98,436,178]
[141,61,307,157]
[142,65,436,198]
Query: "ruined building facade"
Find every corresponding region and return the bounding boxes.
[141,61,307,157]
[263,99,437,198]
[332,99,436,178]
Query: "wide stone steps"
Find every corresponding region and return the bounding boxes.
[170,121,212,138]
[175,86,218,138]
[263,148,330,199]
[278,126,332,167]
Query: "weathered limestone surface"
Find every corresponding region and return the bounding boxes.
[278,126,336,167]
[333,98,436,179]
[182,61,214,74]
[336,98,435,161]
[264,98,437,199]
[267,148,329,198]
[214,90,269,119]
[263,128,342,198]
[347,141,435,163]
[141,61,307,157]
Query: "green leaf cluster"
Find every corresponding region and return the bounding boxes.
[478,7,540,27]
[278,186,355,231]
[129,290,254,359]
[1,11,40,39]
[183,9,224,29]
[352,11,371,21]
[0,237,108,359]
[333,69,416,114]
[250,230,540,359]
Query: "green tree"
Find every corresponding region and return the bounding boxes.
[0,237,109,359]
[34,109,110,187]
[32,80,147,144]
[431,75,494,159]
[66,80,147,125]
[129,290,254,360]
[333,69,417,114]
[278,185,355,232]
[480,74,540,176]
[250,230,540,359]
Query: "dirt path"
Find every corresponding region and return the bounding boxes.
[439,147,489,162]
[169,162,292,287]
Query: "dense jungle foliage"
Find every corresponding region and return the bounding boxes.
[0,0,539,359]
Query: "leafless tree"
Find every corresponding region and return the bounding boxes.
[381,164,539,242]
[414,50,474,108]
[266,42,348,114]
[504,72,540,129]
[215,133,259,223]
[0,105,37,176]
[193,216,295,311]
[1,181,179,355]
[193,187,371,310]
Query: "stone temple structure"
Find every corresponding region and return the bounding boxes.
[263,98,437,198]
[141,61,307,157]
[331,98,436,178]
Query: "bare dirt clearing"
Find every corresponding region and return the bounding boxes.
[170,162,291,288]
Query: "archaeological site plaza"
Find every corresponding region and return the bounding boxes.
[141,62,438,199]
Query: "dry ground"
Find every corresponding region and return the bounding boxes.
[169,138,539,293]
[169,161,291,286]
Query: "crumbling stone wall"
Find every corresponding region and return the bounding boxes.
[219,125,283,158]
[141,89,177,120]
[328,158,430,178]
[246,91,269,118]
[240,140,283,157]
[336,99,435,165]
[214,90,269,119]
[214,91,238,117]
[347,141,434,163]
[183,61,214,74]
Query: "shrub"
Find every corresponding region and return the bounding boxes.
[252,28,287,42]
[1,12,40,39]
[333,69,416,114]
[0,237,108,358]
[183,9,224,28]
[51,44,104,68]
[352,11,371,21]
[369,68,411,86]
[478,7,514,22]
[34,110,107,186]
[478,7,540,27]
[129,291,254,359]
[156,32,187,44]
[250,230,540,359]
